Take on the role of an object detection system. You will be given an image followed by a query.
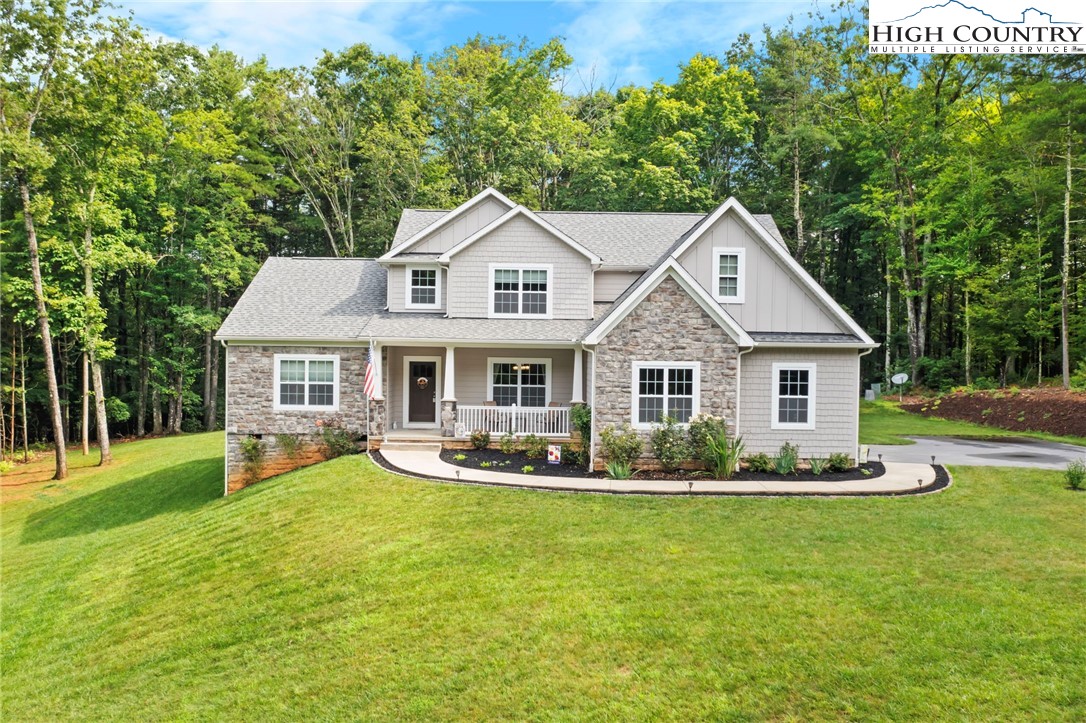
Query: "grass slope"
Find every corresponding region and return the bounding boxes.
[3,434,1084,719]
[859,399,1086,446]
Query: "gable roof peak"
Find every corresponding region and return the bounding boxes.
[380,187,516,260]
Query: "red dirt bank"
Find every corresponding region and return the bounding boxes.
[901,388,1086,438]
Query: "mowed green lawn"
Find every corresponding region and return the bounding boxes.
[859,398,1086,446]
[3,434,1084,719]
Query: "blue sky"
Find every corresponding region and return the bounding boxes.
[115,0,824,88]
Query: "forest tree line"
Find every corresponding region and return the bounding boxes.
[2,0,1083,477]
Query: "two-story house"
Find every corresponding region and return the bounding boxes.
[216,188,877,492]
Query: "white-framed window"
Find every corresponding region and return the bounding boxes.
[273,354,340,411]
[712,247,745,303]
[771,362,815,430]
[488,264,552,318]
[631,361,700,428]
[487,357,551,407]
[405,265,441,310]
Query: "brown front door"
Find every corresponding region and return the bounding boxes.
[408,360,436,424]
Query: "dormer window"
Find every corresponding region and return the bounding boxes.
[406,266,440,310]
[489,264,552,318]
[713,248,745,303]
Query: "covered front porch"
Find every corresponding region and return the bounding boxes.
[370,343,586,439]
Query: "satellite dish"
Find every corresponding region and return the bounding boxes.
[891,372,909,385]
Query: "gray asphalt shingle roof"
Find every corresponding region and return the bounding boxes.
[748,332,863,344]
[389,207,787,266]
[219,201,799,343]
[216,257,385,340]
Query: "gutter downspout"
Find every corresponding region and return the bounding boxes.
[736,345,753,439]
[586,344,597,473]
[221,339,229,497]
[857,347,876,462]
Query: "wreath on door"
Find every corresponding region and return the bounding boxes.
[416,377,429,390]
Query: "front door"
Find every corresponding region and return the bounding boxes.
[407,360,437,425]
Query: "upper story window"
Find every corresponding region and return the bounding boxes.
[632,361,700,428]
[406,266,440,310]
[274,354,339,411]
[489,264,552,318]
[713,247,745,303]
[771,362,815,430]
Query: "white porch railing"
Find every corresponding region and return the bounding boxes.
[457,405,571,437]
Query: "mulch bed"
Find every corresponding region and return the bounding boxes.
[902,387,1086,438]
[439,448,885,482]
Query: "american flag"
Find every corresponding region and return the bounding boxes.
[363,345,377,398]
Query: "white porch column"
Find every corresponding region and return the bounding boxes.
[571,345,584,404]
[443,345,456,402]
[372,342,384,400]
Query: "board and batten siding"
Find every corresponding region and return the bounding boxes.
[410,197,510,254]
[447,215,593,319]
[387,267,447,313]
[738,348,860,458]
[677,213,845,333]
[593,269,642,303]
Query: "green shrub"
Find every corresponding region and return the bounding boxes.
[470,429,491,449]
[521,465,535,474]
[1070,360,1086,391]
[703,432,743,479]
[827,452,852,473]
[1066,459,1086,490]
[104,397,131,423]
[453,453,467,461]
[687,413,728,463]
[239,436,266,484]
[650,416,692,471]
[0,459,16,474]
[745,452,773,473]
[773,442,799,475]
[275,434,303,460]
[560,443,582,466]
[522,434,549,459]
[599,423,643,467]
[499,432,518,455]
[808,456,827,475]
[318,421,355,459]
[480,461,492,468]
[605,461,632,480]
[570,404,592,445]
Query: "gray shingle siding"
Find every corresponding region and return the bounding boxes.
[447,215,593,319]
[737,348,860,458]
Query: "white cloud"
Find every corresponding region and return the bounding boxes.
[556,0,816,89]
[115,0,465,67]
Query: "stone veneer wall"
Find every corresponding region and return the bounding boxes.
[225,344,384,493]
[592,275,739,467]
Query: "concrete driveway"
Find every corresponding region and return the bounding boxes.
[869,436,1086,470]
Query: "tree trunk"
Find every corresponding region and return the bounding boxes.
[137,322,148,437]
[202,327,213,430]
[82,352,90,455]
[19,177,67,479]
[20,327,29,463]
[964,287,972,386]
[792,137,806,262]
[82,184,112,464]
[206,335,220,432]
[91,357,111,463]
[1062,116,1072,389]
[885,256,892,383]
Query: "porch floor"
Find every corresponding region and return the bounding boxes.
[374,448,944,496]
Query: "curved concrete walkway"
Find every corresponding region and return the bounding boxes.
[376,444,941,496]
[869,436,1086,470]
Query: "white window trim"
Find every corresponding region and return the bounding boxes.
[630,361,701,430]
[771,362,816,431]
[488,263,554,319]
[712,247,745,304]
[273,353,340,412]
[486,357,552,407]
[404,265,442,311]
